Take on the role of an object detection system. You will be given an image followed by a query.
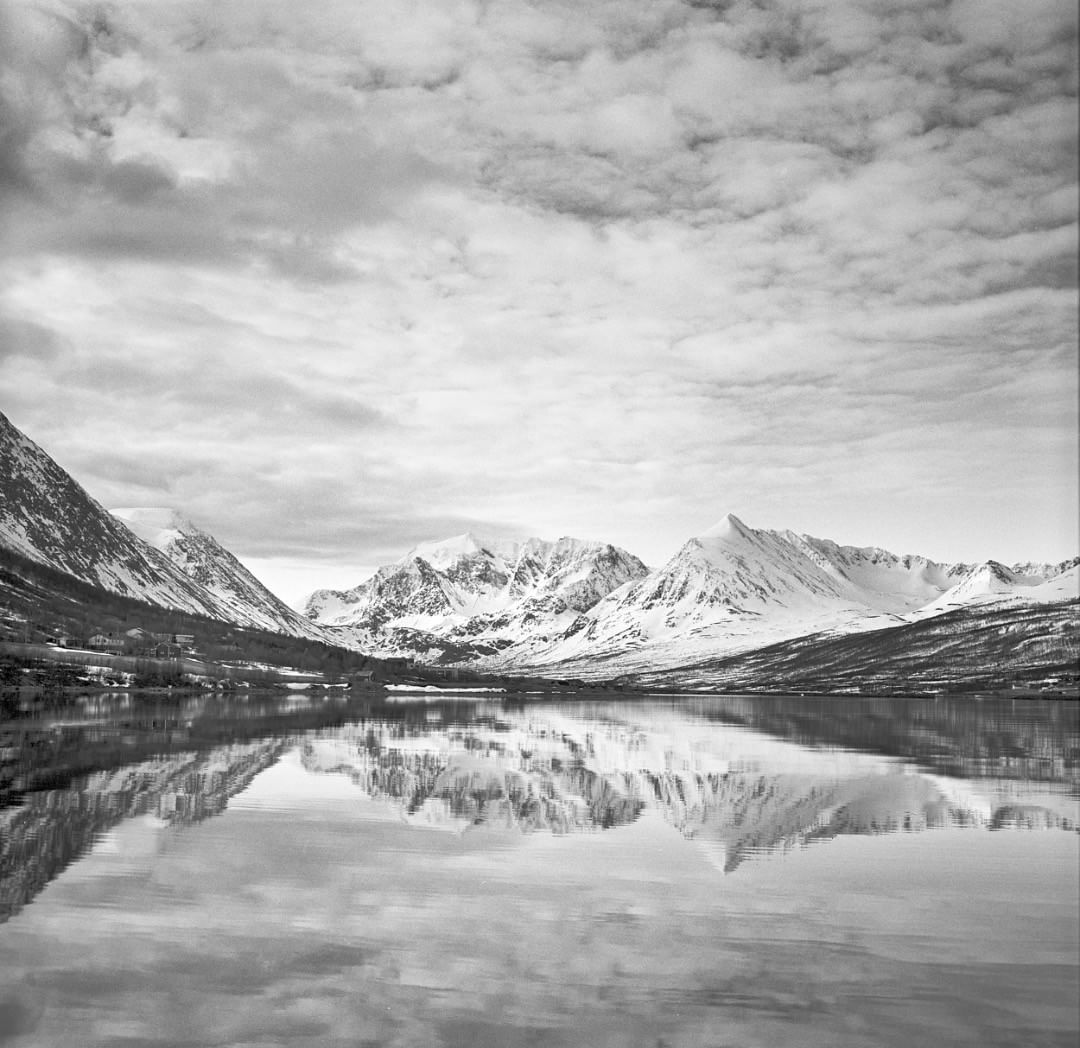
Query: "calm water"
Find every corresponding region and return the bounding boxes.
[1,690,1077,1047]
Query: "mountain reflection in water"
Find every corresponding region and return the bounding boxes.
[1,690,1078,1048]
[299,699,1077,871]
[1,690,1077,921]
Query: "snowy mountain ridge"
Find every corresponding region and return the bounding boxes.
[0,411,331,640]
[498,513,1077,673]
[305,532,651,655]
[109,507,329,639]
[305,511,1077,670]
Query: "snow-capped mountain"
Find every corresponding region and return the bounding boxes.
[310,512,1075,671]
[0,411,327,639]
[109,507,327,639]
[305,532,650,654]
[778,531,965,612]
[502,515,1077,674]
[4,405,1074,677]
[916,558,1072,614]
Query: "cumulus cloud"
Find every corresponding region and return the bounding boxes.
[0,0,1076,601]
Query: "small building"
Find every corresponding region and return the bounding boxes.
[174,634,195,647]
[88,633,124,654]
[125,627,151,641]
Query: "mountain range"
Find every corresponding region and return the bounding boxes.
[305,533,651,659]
[1,408,1076,684]
[304,509,1077,675]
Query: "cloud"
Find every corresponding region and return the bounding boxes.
[0,0,445,277]
[0,0,1075,596]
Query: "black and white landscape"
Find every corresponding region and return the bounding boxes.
[0,1,1077,1046]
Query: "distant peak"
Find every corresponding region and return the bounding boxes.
[111,507,198,548]
[404,532,493,567]
[977,559,1017,581]
[111,507,190,529]
[410,532,483,554]
[698,513,752,541]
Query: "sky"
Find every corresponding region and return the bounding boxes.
[1,0,1077,608]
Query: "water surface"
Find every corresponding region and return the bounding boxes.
[1,691,1077,1046]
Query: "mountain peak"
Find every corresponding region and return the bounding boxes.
[698,513,752,541]
[110,507,197,549]
[405,532,493,568]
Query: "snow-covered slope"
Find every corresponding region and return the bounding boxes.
[305,533,649,654]
[491,515,910,670]
[0,411,329,639]
[305,512,1076,670]
[916,559,1077,614]
[110,507,328,639]
[517,516,1078,673]
[779,532,964,613]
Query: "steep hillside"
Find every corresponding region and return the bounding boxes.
[111,508,326,640]
[0,412,331,640]
[623,598,1080,694]
[1,411,232,615]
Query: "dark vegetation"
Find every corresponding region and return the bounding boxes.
[627,599,1080,695]
[0,546,376,679]
[0,547,572,692]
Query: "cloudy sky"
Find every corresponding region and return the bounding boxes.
[1,0,1076,606]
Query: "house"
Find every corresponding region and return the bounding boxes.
[88,633,124,654]
[154,642,182,658]
[125,627,151,641]
[151,631,195,648]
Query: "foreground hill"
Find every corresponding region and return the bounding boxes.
[0,544,373,681]
[619,598,1080,694]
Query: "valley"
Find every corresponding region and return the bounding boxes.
[1,409,1076,695]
